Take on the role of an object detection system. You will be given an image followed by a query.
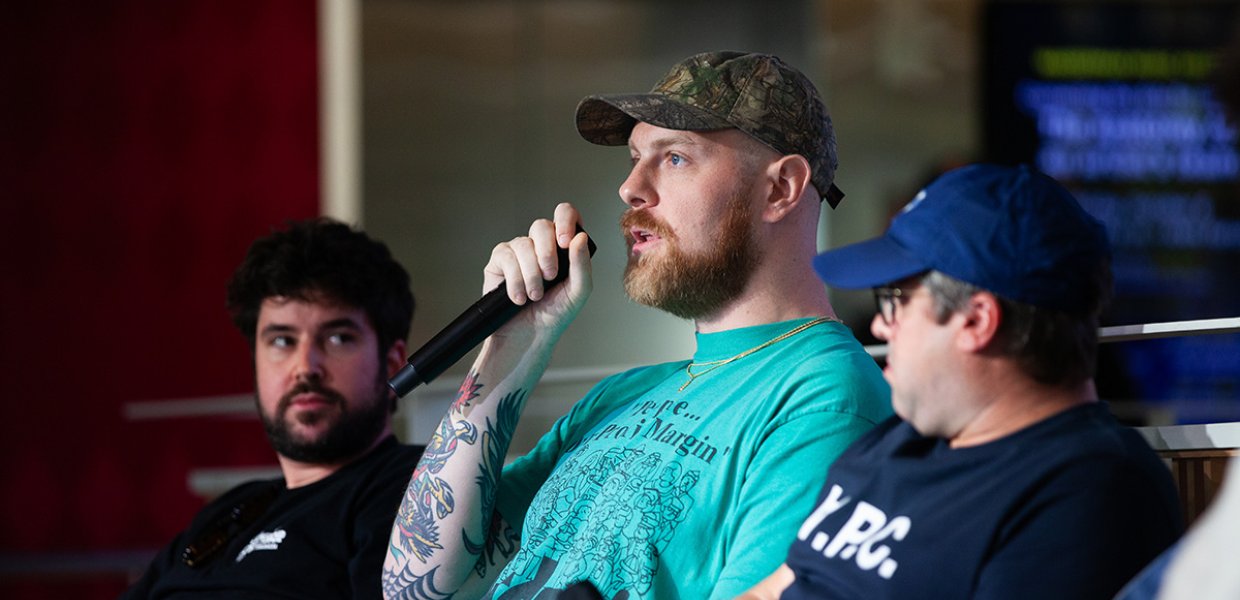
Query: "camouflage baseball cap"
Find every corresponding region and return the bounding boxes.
[575,51,844,208]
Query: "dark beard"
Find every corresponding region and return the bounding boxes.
[620,192,760,320]
[259,372,390,464]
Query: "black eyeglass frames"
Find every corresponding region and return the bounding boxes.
[873,285,907,326]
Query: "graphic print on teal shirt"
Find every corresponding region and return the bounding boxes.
[500,445,701,598]
[490,319,893,600]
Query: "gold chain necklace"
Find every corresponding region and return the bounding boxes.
[679,317,837,392]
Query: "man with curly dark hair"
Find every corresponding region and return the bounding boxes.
[123,218,424,599]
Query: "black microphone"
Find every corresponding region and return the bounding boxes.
[389,232,597,398]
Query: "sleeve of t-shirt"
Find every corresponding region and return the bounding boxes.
[972,460,1181,600]
[493,416,568,535]
[494,375,618,535]
[710,409,880,600]
[119,535,181,599]
[119,481,272,599]
[494,365,681,535]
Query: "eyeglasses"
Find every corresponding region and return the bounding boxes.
[873,285,909,326]
[181,486,279,568]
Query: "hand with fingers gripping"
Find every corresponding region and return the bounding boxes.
[483,203,595,345]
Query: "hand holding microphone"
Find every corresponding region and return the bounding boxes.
[389,210,596,398]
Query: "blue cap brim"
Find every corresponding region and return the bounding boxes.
[813,235,930,289]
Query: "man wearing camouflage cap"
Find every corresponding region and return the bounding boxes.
[383,51,891,600]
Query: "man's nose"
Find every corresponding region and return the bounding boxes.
[619,162,657,209]
[871,312,893,342]
[293,343,324,382]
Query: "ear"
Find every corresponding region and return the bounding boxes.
[761,154,813,223]
[385,339,408,379]
[384,339,408,412]
[955,292,1002,352]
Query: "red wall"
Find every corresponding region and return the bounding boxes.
[0,1,320,595]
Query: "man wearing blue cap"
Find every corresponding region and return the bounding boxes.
[741,164,1182,599]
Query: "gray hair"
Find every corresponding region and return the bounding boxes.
[919,269,1110,387]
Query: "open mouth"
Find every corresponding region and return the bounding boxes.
[629,227,662,253]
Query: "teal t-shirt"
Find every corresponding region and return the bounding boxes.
[490,318,891,599]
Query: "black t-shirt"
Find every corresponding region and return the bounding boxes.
[782,403,1182,600]
[123,436,423,599]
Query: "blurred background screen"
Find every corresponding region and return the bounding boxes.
[981,0,1240,423]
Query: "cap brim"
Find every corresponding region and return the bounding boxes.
[576,94,733,146]
[579,94,846,209]
[813,235,930,289]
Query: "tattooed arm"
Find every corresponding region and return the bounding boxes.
[382,204,593,599]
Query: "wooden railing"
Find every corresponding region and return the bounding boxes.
[1138,423,1240,525]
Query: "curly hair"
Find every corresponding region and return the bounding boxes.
[226,218,414,357]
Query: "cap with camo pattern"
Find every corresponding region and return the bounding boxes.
[575,51,844,207]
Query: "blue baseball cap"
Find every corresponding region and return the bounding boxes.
[812,164,1111,314]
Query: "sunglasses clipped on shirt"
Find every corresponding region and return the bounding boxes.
[181,485,279,568]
